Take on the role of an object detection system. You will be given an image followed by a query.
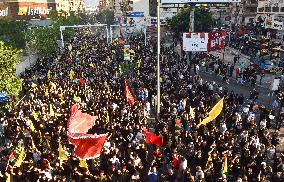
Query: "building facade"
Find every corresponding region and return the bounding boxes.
[0,0,56,20]
[55,0,85,14]
[0,0,85,20]
[240,0,258,24]
[257,0,284,18]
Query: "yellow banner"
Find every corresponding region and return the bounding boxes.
[59,143,68,161]
[196,98,224,128]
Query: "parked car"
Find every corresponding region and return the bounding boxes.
[252,59,279,72]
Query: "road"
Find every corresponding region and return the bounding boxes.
[172,43,276,107]
[210,47,280,88]
[172,43,284,154]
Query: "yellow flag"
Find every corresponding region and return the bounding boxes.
[196,98,224,128]
[208,98,224,118]
[46,139,51,149]
[32,111,38,121]
[79,159,88,169]
[59,143,68,161]
[73,95,81,103]
[50,81,56,91]
[14,147,26,167]
[190,107,195,117]
[44,87,49,96]
[69,69,75,80]
[30,122,35,132]
[31,137,36,149]
[47,70,51,80]
[39,132,43,144]
[50,104,55,117]
[31,82,37,88]
[60,93,64,102]
[207,154,212,166]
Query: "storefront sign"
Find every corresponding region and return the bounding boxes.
[0,7,8,16]
[18,6,52,16]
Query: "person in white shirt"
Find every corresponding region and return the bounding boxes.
[179,156,187,171]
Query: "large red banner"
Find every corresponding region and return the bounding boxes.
[68,104,107,159]
[207,31,227,52]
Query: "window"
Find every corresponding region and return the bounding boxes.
[258,7,264,12]
[265,7,271,12]
[281,7,284,12]
[273,7,279,12]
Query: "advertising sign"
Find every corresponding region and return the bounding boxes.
[161,0,241,4]
[208,31,227,52]
[127,12,146,32]
[128,12,144,17]
[18,6,52,16]
[183,32,209,52]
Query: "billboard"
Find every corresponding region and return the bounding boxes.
[183,32,208,52]
[126,12,147,33]
[0,1,56,20]
[208,31,227,52]
[161,0,241,3]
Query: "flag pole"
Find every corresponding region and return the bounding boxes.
[5,159,10,171]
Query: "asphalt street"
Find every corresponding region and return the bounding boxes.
[174,44,276,107]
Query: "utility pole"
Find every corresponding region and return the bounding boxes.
[187,3,196,75]
[157,0,161,119]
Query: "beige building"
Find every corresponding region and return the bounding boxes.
[55,0,85,14]
[257,0,284,18]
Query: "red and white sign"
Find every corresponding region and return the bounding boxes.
[183,32,209,52]
[208,31,227,52]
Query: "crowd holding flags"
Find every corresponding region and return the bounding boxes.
[142,128,164,147]
[196,98,224,128]
[67,104,107,159]
[221,155,228,177]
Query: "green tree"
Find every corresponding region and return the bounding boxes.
[0,18,28,49]
[0,42,22,96]
[95,9,116,26]
[167,7,215,37]
[25,10,82,57]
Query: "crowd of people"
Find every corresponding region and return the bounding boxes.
[0,31,283,182]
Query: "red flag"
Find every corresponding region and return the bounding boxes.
[125,80,135,106]
[118,37,125,45]
[68,104,107,159]
[143,129,163,147]
[69,133,107,159]
[68,104,97,134]
[79,77,86,86]
[9,152,15,161]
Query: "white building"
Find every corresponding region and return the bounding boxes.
[55,0,85,14]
